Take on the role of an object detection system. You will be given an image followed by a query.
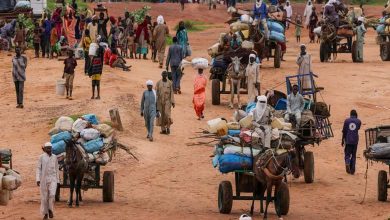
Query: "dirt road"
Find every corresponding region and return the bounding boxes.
[1,3,390,220]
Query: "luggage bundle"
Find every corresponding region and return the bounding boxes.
[0,168,22,206]
[365,143,390,160]
[210,103,296,174]
[48,114,114,165]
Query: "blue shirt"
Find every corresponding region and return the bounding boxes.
[342,116,361,145]
[253,3,267,20]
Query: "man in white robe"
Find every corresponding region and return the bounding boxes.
[303,0,313,28]
[252,95,273,148]
[245,53,260,103]
[36,142,59,220]
[296,44,313,92]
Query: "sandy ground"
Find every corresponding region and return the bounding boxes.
[1,2,390,220]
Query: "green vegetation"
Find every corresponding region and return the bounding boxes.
[166,35,173,46]
[128,6,152,24]
[174,20,213,32]
[47,0,88,11]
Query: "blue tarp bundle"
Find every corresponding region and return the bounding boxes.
[269,31,285,43]
[52,140,66,155]
[367,143,390,159]
[267,20,284,34]
[218,154,253,173]
[228,129,241,136]
[84,138,104,153]
[50,131,72,144]
[82,114,99,125]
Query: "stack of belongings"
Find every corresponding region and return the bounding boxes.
[364,132,390,160]
[0,167,22,206]
[206,11,285,64]
[210,104,296,174]
[48,114,115,167]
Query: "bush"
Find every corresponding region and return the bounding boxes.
[174,20,209,32]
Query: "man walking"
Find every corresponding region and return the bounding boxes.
[245,53,260,104]
[153,15,169,68]
[156,71,175,135]
[12,47,27,108]
[36,142,59,220]
[342,110,361,175]
[166,37,183,94]
[63,50,77,100]
[141,80,159,142]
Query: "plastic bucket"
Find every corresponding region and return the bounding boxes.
[56,79,66,96]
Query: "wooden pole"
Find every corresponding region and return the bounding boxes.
[109,108,124,131]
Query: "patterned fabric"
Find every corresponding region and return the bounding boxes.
[12,56,27,82]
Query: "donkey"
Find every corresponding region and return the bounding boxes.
[226,56,245,109]
[65,140,88,207]
[251,150,301,219]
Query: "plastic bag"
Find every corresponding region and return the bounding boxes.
[55,116,74,131]
[191,58,209,69]
[50,131,72,144]
[95,152,109,165]
[72,118,89,133]
[83,138,104,153]
[52,140,66,155]
[94,124,114,138]
[80,128,100,141]
[82,114,99,125]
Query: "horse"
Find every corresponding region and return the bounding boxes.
[226,56,245,109]
[251,150,301,219]
[64,140,88,207]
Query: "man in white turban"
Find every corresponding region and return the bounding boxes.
[153,15,169,68]
[36,142,59,220]
[252,95,273,148]
[245,53,260,103]
[303,0,313,28]
[141,80,159,141]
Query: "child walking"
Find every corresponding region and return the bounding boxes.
[33,22,42,58]
[295,14,302,43]
[63,50,77,100]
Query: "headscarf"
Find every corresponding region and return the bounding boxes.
[135,18,150,41]
[146,80,154,86]
[157,15,164,25]
[256,0,263,9]
[327,0,336,6]
[254,95,267,120]
[176,21,186,37]
[109,16,116,24]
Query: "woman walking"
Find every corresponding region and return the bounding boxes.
[135,16,151,59]
[176,21,189,58]
[193,68,207,120]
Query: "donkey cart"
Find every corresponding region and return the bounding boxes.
[364,125,390,201]
[377,34,390,61]
[218,170,290,215]
[55,163,114,203]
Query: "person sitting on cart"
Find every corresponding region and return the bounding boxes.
[230,34,241,50]
[253,0,269,39]
[342,109,361,175]
[252,95,273,149]
[284,84,305,128]
[323,0,339,28]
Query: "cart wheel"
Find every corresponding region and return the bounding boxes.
[320,42,328,62]
[378,170,388,202]
[380,42,390,61]
[55,183,60,202]
[352,41,358,63]
[103,171,114,202]
[218,181,233,214]
[275,182,290,215]
[304,151,315,184]
[212,79,221,105]
[274,44,281,68]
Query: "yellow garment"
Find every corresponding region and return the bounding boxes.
[242,30,249,39]
[82,36,91,52]
[92,74,101,81]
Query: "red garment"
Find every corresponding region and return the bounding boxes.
[104,48,112,65]
[109,16,116,24]
[278,42,286,53]
[135,19,149,42]
[109,54,118,67]
[193,74,207,118]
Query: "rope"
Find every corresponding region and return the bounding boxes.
[359,160,369,204]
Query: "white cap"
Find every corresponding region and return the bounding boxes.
[300,44,306,48]
[146,80,154,86]
[44,142,53,147]
[358,17,365,22]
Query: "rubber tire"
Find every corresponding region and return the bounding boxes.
[378,170,388,202]
[275,182,290,215]
[320,42,328,62]
[352,41,358,63]
[103,171,114,202]
[211,79,221,105]
[304,151,315,184]
[218,181,233,214]
[55,184,60,202]
[274,44,281,68]
[380,43,390,61]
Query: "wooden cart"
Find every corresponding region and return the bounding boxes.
[218,170,290,215]
[364,125,390,201]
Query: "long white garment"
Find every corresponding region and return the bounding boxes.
[296,54,313,90]
[245,62,260,103]
[284,4,292,18]
[36,153,59,215]
[303,0,313,27]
